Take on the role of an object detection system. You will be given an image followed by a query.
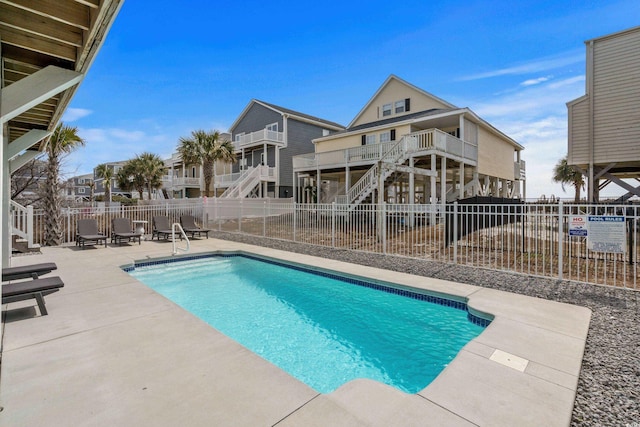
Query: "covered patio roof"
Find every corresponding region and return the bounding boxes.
[1,0,124,266]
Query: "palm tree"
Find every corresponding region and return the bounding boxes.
[95,164,115,207]
[136,152,165,200]
[552,156,585,202]
[177,130,236,197]
[43,123,85,246]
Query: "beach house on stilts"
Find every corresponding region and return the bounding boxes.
[292,75,526,211]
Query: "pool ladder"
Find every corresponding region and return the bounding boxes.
[171,223,190,255]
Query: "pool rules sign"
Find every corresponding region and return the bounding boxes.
[569,215,625,253]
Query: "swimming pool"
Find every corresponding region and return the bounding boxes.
[126,253,490,393]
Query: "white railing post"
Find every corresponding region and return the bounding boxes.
[293,201,297,242]
[453,202,458,262]
[381,202,387,254]
[331,202,336,248]
[238,199,243,232]
[558,200,564,280]
[263,200,267,237]
[26,205,34,248]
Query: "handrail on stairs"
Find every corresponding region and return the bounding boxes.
[171,223,190,255]
[10,200,35,249]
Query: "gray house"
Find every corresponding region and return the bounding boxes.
[216,100,344,198]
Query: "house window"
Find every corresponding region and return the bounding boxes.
[395,100,405,114]
[382,103,392,117]
[234,132,244,142]
[266,122,278,132]
[322,129,330,137]
[78,188,85,194]
[380,132,391,143]
[78,178,85,184]
[366,135,377,145]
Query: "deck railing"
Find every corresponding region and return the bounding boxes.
[293,128,478,170]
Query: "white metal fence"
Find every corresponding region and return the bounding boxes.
[32,201,204,246]
[206,199,639,290]
[28,198,639,289]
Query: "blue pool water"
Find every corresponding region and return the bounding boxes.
[127,254,488,393]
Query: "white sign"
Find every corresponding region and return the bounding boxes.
[587,216,625,253]
[569,215,587,237]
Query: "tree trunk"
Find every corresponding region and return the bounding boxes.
[203,160,213,197]
[43,155,62,246]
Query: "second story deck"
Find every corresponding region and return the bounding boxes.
[293,128,478,172]
[234,129,285,151]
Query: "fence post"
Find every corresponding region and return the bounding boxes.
[558,200,564,280]
[66,209,71,244]
[263,201,267,237]
[27,205,34,248]
[293,201,297,242]
[453,201,458,262]
[331,202,336,248]
[382,202,387,255]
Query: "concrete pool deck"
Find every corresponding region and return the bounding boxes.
[1,238,591,426]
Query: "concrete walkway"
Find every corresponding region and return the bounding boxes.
[1,238,591,426]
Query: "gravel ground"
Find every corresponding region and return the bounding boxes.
[212,231,640,427]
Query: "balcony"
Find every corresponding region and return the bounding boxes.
[293,128,478,171]
[161,176,201,188]
[234,129,285,150]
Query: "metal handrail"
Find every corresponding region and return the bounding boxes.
[171,223,190,255]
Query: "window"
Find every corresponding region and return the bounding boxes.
[380,132,391,143]
[366,135,377,145]
[78,178,85,184]
[395,100,405,114]
[234,132,244,142]
[266,122,278,132]
[322,129,330,137]
[78,188,85,194]
[382,103,392,117]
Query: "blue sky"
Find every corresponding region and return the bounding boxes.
[63,0,640,199]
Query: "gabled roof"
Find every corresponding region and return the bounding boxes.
[347,75,457,129]
[229,99,345,132]
[347,108,452,132]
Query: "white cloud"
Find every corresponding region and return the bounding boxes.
[521,76,551,87]
[63,108,92,122]
[459,51,583,81]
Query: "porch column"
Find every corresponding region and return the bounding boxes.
[345,166,350,199]
[316,169,321,203]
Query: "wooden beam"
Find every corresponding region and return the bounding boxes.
[74,0,100,8]
[0,3,84,47]
[381,162,437,177]
[9,150,41,174]
[0,0,91,30]
[1,65,83,122]
[6,129,51,160]
[0,24,78,61]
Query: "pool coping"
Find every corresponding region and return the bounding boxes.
[1,238,592,426]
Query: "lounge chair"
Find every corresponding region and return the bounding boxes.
[2,276,64,315]
[180,215,210,239]
[152,216,176,241]
[2,262,57,281]
[76,219,108,249]
[111,217,142,245]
